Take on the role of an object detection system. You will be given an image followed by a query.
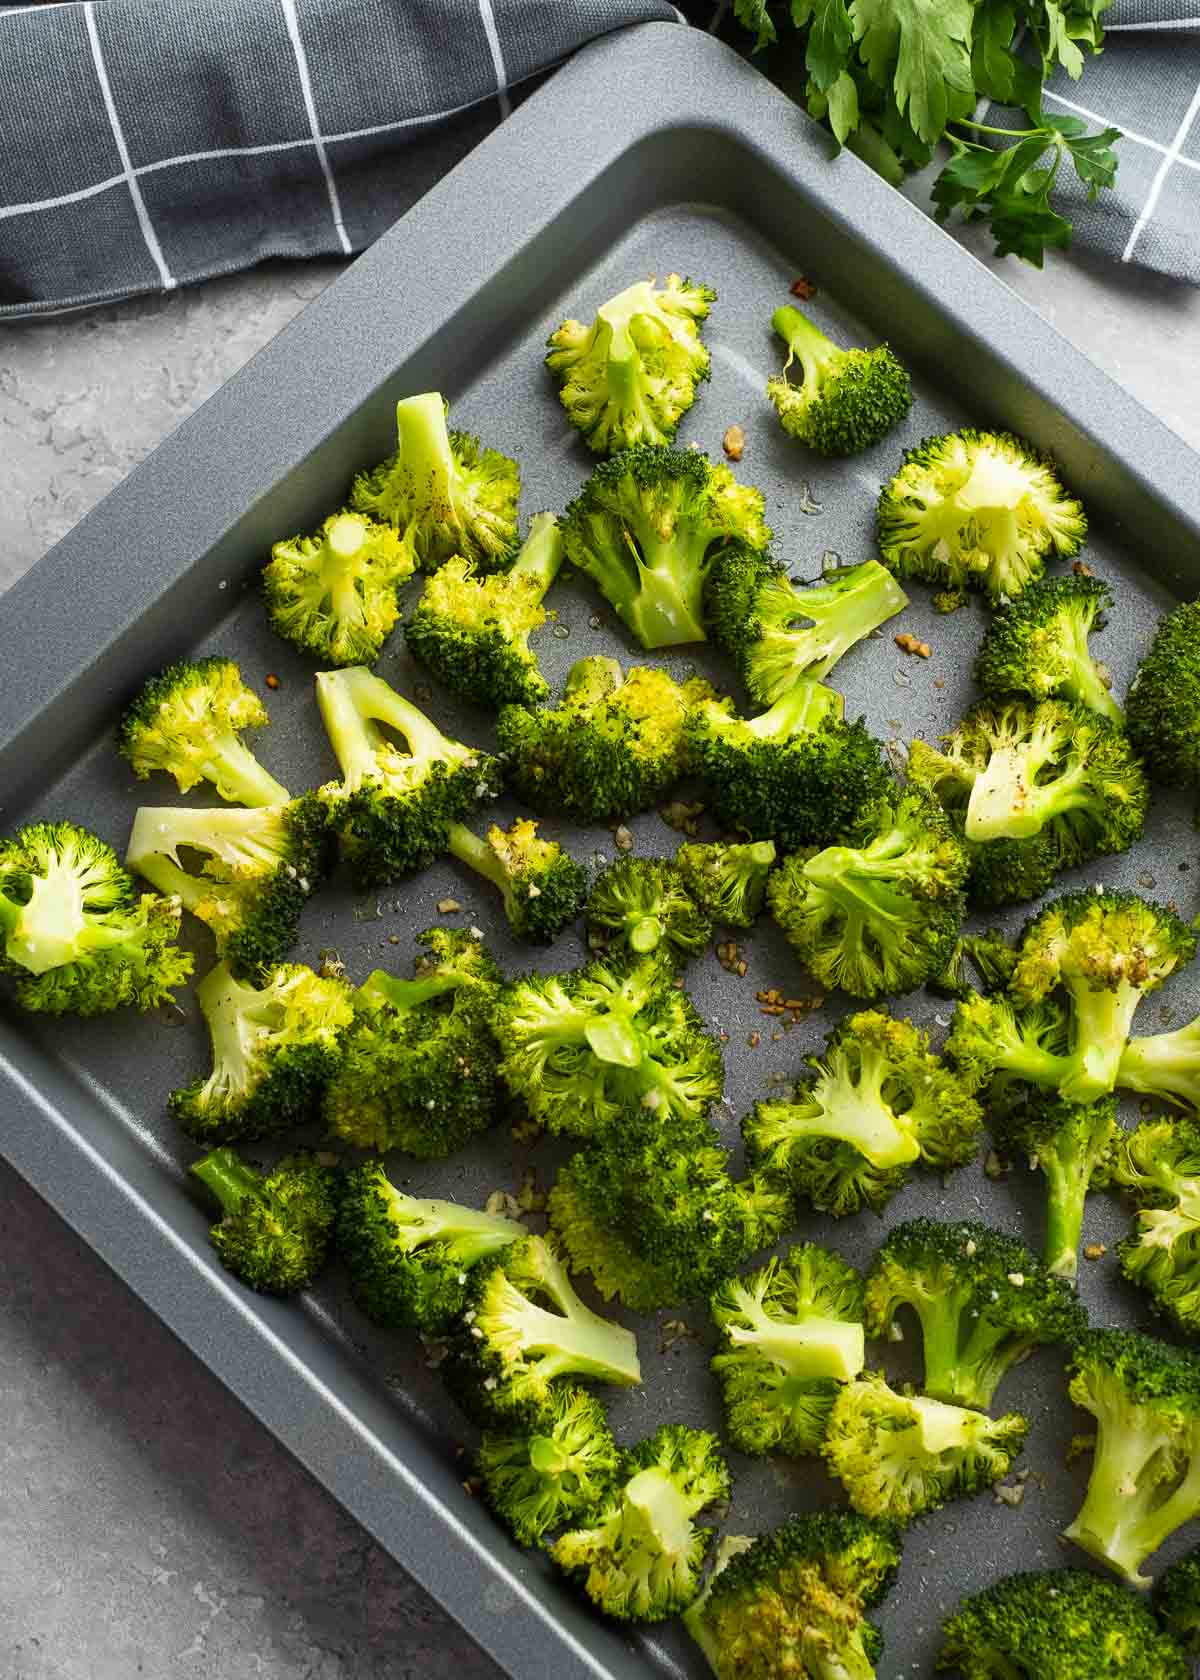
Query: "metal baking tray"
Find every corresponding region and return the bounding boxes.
[4,20,1200,1679]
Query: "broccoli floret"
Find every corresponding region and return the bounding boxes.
[561,444,771,648]
[766,786,968,1000]
[169,961,354,1143]
[315,665,500,886]
[445,817,586,945]
[687,680,893,853]
[945,991,1075,1094]
[498,655,714,823]
[0,820,192,1016]
[1119,1012,1200,1112]
[443,1233,642,1428]
[551,1424,729,1622]
[263,508,417,666]
[1105,1114,1200,1336]
[674,839,776,928]
[117,657,291,807]
[586,856,712,960]
[877,430,1086,604]
[975,574,1122,724]
[545,275,715,453]
[823,1371,1028,1523]
[477,1385,620,1548]
[1153,1548,1200,1654]
[351,392,520,571]
[190,1147,338,1294]
[928,928,1021,1001]
[335,1160,525,1331]
[1064,1328,1200,1585]
[324,930,502,1156]
[988,1093,1119,1278]
[710,1244,866,1457]
[125,796,330,980]
[939,1568,1192,1680]
[767,305,912,457]
[863,1219,1087,1409]
[705,548,908,707]
[493,951,723,1138]
[404,511,564,708]
[1127,599,1200,790]
[743,1011,982,1217]
[683,1512,902,1680]
[910,742,1059,910]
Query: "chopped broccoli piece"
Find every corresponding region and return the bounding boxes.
[545,275,715,453]
[586,855,712,960]
[497,655,715,823]
[447,818,586,945]
[125,795,330,980]
[562,444,771,648]
[939,1568,1191,1680]
[975,574,1121,724]
[117,657,290,807]
[263,508,417,666]
[988,1092,1119,1278]
[710,1243,866,1457]
[766,785,968,1000]
[928,928,1021,1001]
[823,1370,1028,1523]
[705,548,908,707]
[1119,1014,1200,1112]
[404,511,564,708]
[551,1424,730,1622]
[767,305,912,457]
[169,960,354,1143]
[877,429,1086,604]
[315,665,500,886]
[1105,1113,1200,1337]
[477,1385,620,1548]
[674,839,776,928]
[0,820,192,1016]
[351,392,520,571]
[335,1160,524,1332]
[863,1218,1087,1409]
[945,990,1076,1094]
[1153,1548,1200,1655]
[443,1233,642,1428]
[190,1147,338,1294]
[1064,1328,1200,1585]
[1127,599,1200,791]
[743,1010,982,1217]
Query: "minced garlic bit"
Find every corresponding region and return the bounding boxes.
[722,424,746,462]
[436,897,462,914]
[894,632,931,658]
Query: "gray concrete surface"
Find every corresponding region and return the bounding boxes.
[1,196,1199,1680]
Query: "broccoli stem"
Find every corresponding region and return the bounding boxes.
[201,733,291,809]
[511,510,565,595]
[1062,611,1123,725]
[385,1190,524,1263]
[745,679,844,740]
[623,1465,694,1558]
[619,526,712,648]
[447,823,517,918]
[965,747,1046,841]
[760,562,909,679]
[772,306,837,392]
[316,667,459,785]
[507,1292,643,1387]
[772,1087,921,1170]
[191,1146,262,1214]
[728,1316,864,1383]
[194,963,258,1087]
[1119,1027,1200,1106]
[1042,1148,1095,1280]
[321,513,376,630]
[393,392,460,514]
[528,1435,571,1477]
[1065,1413,1195,1585]
[357,968,465,1013]
[913,1292,980,1406]
[1065,982,1143,1103]
[126,806,290,914]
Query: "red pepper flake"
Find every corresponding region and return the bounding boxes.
[264,673,280,690]
[790,276,817,300]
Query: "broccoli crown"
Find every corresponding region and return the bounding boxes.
[876,429,1087,604]
[1106,1113,1200,1337]
[350,392,520,571]
[945,990,1074,1096]
[766,785,968,1001]
[126,795,331,981]
[1127,599,1200,788]
[938,1568,1192,1679]
[561,444,771,649]
[477,1384,621,1549]
[447,817,586,944]
[263,508,418,666]
[1152,1548,1200,1655]
[1009,888,1197,1104]
[443,1233,642,1429]
[169,961,355,1144]
[674,839,776,929]
[315,665,501,887]
[863,1218,1087,1410]
[117,656,291,807]
[975,574,1121,725]
[683,1512,902,1680]
[492,951,723,1138]
[545,275,716,454]
[743,1011,982,1217]
[1065,1328,1200,1585]
[586,855,712,961]
[190,1147,339,1295]
[767,306,913,457]
[498,656,715,823]
[823,1370,1028,1523]
[404,511,564,708]
[705,548,908,707]
[335,1160,524,1332]
[551,1423,730,1622]
[687,682,893,853]
[710,1243,867,1457]
[990,1091,1120,1280]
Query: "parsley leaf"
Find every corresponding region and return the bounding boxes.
[851,0,975,144]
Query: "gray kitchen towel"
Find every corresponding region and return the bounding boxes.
[0,0,1197,321]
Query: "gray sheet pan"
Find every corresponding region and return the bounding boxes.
[2,20,1200,1680]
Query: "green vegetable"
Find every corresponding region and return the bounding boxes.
[448,818,587,944]
[263,508,417,665]
[117,657,290,807]
[988,1091,1119,1278]
[1127,598,1200,791]
[1105,1113,1200,1337]
[674,839,776,928]
[477,1386,620,1548]
[191,1147,339,1295]
[975,574,1121,723]
[767,305,912,455]
[586,855,712,960]
[1152,1548,1200,1656]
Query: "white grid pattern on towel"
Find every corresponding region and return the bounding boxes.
[477,0,513,120]
[280,0,352,255]
[1123,74,1200,258]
